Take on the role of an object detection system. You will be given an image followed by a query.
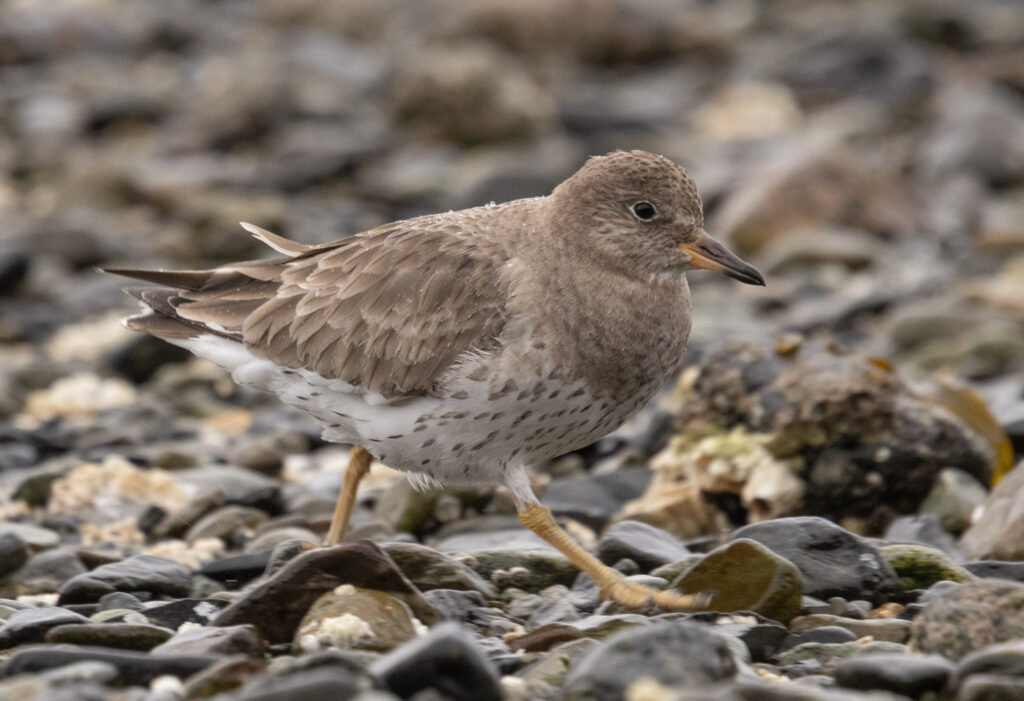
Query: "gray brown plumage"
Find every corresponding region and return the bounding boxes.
[105,150,764,611]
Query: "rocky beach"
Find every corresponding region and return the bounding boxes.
[2,0,1024,699]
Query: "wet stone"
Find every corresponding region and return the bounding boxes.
[0,606,88,647]
[732,517,900,603]
[0,532,30,578]
[293,585,418,653]
[833,653,954,697]
[958,674,1024,701]
[212,541,438,644]
[596,520,689,572]
[58,554,191,604]
[381,541,495,597]
[139,598,229,629]
[780,625,858,652]
[673,538,803,622]
[44,622,173,650]
[152,624,266,657]
[1,643,222,685]
[562,621,738,701]
[954,640,1024,686]
[964,561,1024,582]
[371,622,501,701]
[421,589,488,622]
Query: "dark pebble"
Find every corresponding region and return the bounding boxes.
[779,625,858,652]
[229,664,375,701]
[1,644,221,685]
[152,624,266,657]
[733,516,900,603]
[371,622,502,701]
[964,561,1024,582]
[200,551,273,588]
[0,607,88,647]
[0,532,30,577]
[422,589,489,621]
[139,598,229,629]
[44,622,173,651]
[834,653,954,696]
[562,621,738,701]
[58,555,191,604]
[543,468,653,531]
[212,541,438,644]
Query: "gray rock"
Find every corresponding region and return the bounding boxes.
[789,614,911,644]
[733,517,899,603]
[381,542,495,597]
[0,532,30,577]
[920,468,989,536]
[964,561,1024,582]
[0,606,88,647]
[421,589,488,621]
[186,505,268,544]
[152,624,266,657]
[909,579,1024,660]
[884,513,963,559]
[58,555,192,604]
[543,469,654,530]
[1,643,221,686]
[0,523,59,551]
[459,547,578,592]
[954,640,1024,686]
[780,625,858,652]
[958,673,1024,701]
[225,664,376,700]
[213,541,438,644]
[960,461,1024,561]
[833,653,954,696]
[777,640,907,673]
[371,622,501,701]
[562,621,737,701]
[596,520,689,572]
[139,598,229,629]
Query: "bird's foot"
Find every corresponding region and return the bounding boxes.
[599,577,712,612]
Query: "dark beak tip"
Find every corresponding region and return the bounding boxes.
[726,266,766,287]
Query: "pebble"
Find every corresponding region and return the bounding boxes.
[212,541,438,644]
[960,461,1024,561]
[732,517,900,603]
[561,621,738,701]
[0,606,88,647]
[595,520,690,572]
[673,538,803,622]
[381,541,496,597]
[370,622,501,701]
[58,555,192,604]
[293,585,417,653]
[909,579,1024,660]
[878,543,974,590]
[44,622,173,650]
[2,643,222,686]
[152,624,266,657]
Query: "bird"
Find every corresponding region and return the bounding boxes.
[104,150,764,611]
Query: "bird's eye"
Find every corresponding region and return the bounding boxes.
[631,201,657,220]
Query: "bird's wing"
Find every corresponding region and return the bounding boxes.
[106,222,509,398]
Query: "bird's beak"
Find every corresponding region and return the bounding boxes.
[678,230,765,286]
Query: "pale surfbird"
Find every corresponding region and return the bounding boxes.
[104,150,765,610]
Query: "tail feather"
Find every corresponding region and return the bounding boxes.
[100,267,216,291]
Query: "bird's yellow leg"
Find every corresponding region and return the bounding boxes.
[325,445,373,545]
[517,502,709,611]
